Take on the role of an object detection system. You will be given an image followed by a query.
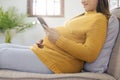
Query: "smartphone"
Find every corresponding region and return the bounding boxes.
[37,16,49,30]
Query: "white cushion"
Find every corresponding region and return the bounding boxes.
[83,15,119,73]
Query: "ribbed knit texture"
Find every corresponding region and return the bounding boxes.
[31,11,107,73]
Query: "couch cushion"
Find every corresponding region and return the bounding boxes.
[111,7,120,19]
[107,12,120,80]
[83,15,119,73]
[107,19,120,79]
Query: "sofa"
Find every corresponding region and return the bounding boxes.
[0,8,120,80]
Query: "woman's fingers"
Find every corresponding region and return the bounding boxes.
[39,39,43,44]
[36,39,44,48]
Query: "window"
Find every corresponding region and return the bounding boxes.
[109,0,120,10]
[27,0,64,17]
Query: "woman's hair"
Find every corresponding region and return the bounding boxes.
[73,0,110,20]
[96,0,110,19]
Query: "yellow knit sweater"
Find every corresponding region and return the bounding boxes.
[31,11,108,73]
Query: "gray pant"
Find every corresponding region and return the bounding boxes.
[0,43,53,74]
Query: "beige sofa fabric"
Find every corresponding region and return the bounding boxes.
[0,70,115,80]
[111,7,120,19]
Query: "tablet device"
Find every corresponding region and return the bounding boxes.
[37,16,48,29]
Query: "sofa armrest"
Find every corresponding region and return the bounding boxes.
[0,70,116,80]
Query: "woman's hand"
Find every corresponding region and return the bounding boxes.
[36,39,44,48]
[43,24,60,43]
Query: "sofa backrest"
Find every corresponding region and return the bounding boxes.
[107,7,120,80]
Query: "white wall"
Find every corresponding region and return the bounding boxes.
[0,0,85,46]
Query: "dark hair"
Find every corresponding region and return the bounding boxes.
[97,0,110,19]
[73,0,110,20]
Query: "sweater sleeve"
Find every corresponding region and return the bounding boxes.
[55,16,107,62]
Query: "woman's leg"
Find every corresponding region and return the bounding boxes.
[0,48,53,74]
[0,43,29,49]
